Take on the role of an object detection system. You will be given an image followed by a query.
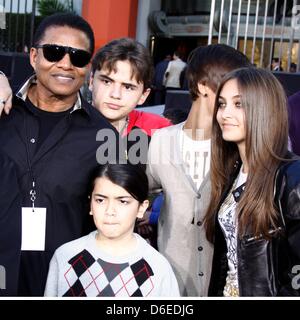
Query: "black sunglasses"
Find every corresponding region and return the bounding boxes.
[35,44,91,68]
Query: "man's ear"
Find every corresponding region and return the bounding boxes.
[30,47,38,71]
[137,200,149,219]
[137,88,151,106]
[89,72,94,91]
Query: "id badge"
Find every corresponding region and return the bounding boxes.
[21,207,46,251]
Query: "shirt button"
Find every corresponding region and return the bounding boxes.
[234,192,240,197]
[30,138,36,144]
[198,272,204,277]
[197,221,202,226]
[197,194,201,199]
[198,246,203,251]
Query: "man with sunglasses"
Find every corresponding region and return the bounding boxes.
[0,13,119,296]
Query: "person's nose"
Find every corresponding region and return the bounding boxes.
[221,104,233,119]
[110,84,122,100]
[56,53,73,69]
[105,200,116,216]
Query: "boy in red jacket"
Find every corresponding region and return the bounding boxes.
[89,37,171,162]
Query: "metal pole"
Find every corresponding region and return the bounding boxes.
[14,0,20,51]
[7,0,12,51]
[218,0,225,43]
[269,0,278,69]
[260,0,269,68]
[21,0,27,52]
[208,0,216,45]
[243,0,251,55]
[226,0,233,45]
[287,0,297,72]
[278,0,287,70]
[235,0,243,49]
[30,0,36,47]
[251,0,260,64]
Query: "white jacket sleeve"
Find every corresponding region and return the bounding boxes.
[146,131,163,193]
[44,253,59,297]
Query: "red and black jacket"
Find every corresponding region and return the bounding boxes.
[122,109,171,165]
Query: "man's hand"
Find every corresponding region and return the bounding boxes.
[0,73,13,117]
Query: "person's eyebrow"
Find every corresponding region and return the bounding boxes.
[98,74,114,82]
[219,94,241,99]
[93,194,133,199]
[98,74,138,89]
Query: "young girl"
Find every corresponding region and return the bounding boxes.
[205,67,300,296]
[44,163,179,297]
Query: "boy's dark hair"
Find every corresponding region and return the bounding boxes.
[33,13,95,54]
[91,37,154,91]
[187,44,251,101]
[89,163,148,204]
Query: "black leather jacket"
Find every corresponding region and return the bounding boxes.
[208,155,300,296]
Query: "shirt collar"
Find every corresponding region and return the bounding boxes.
[16,74,84,114]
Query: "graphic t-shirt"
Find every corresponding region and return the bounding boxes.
[180,129,211,190]
[218,167,247,297]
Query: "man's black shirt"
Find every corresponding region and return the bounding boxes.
[25,97,71,151]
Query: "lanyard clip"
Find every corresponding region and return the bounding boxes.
[30,181,36,212]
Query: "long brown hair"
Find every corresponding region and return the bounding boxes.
[205,68,289,242]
